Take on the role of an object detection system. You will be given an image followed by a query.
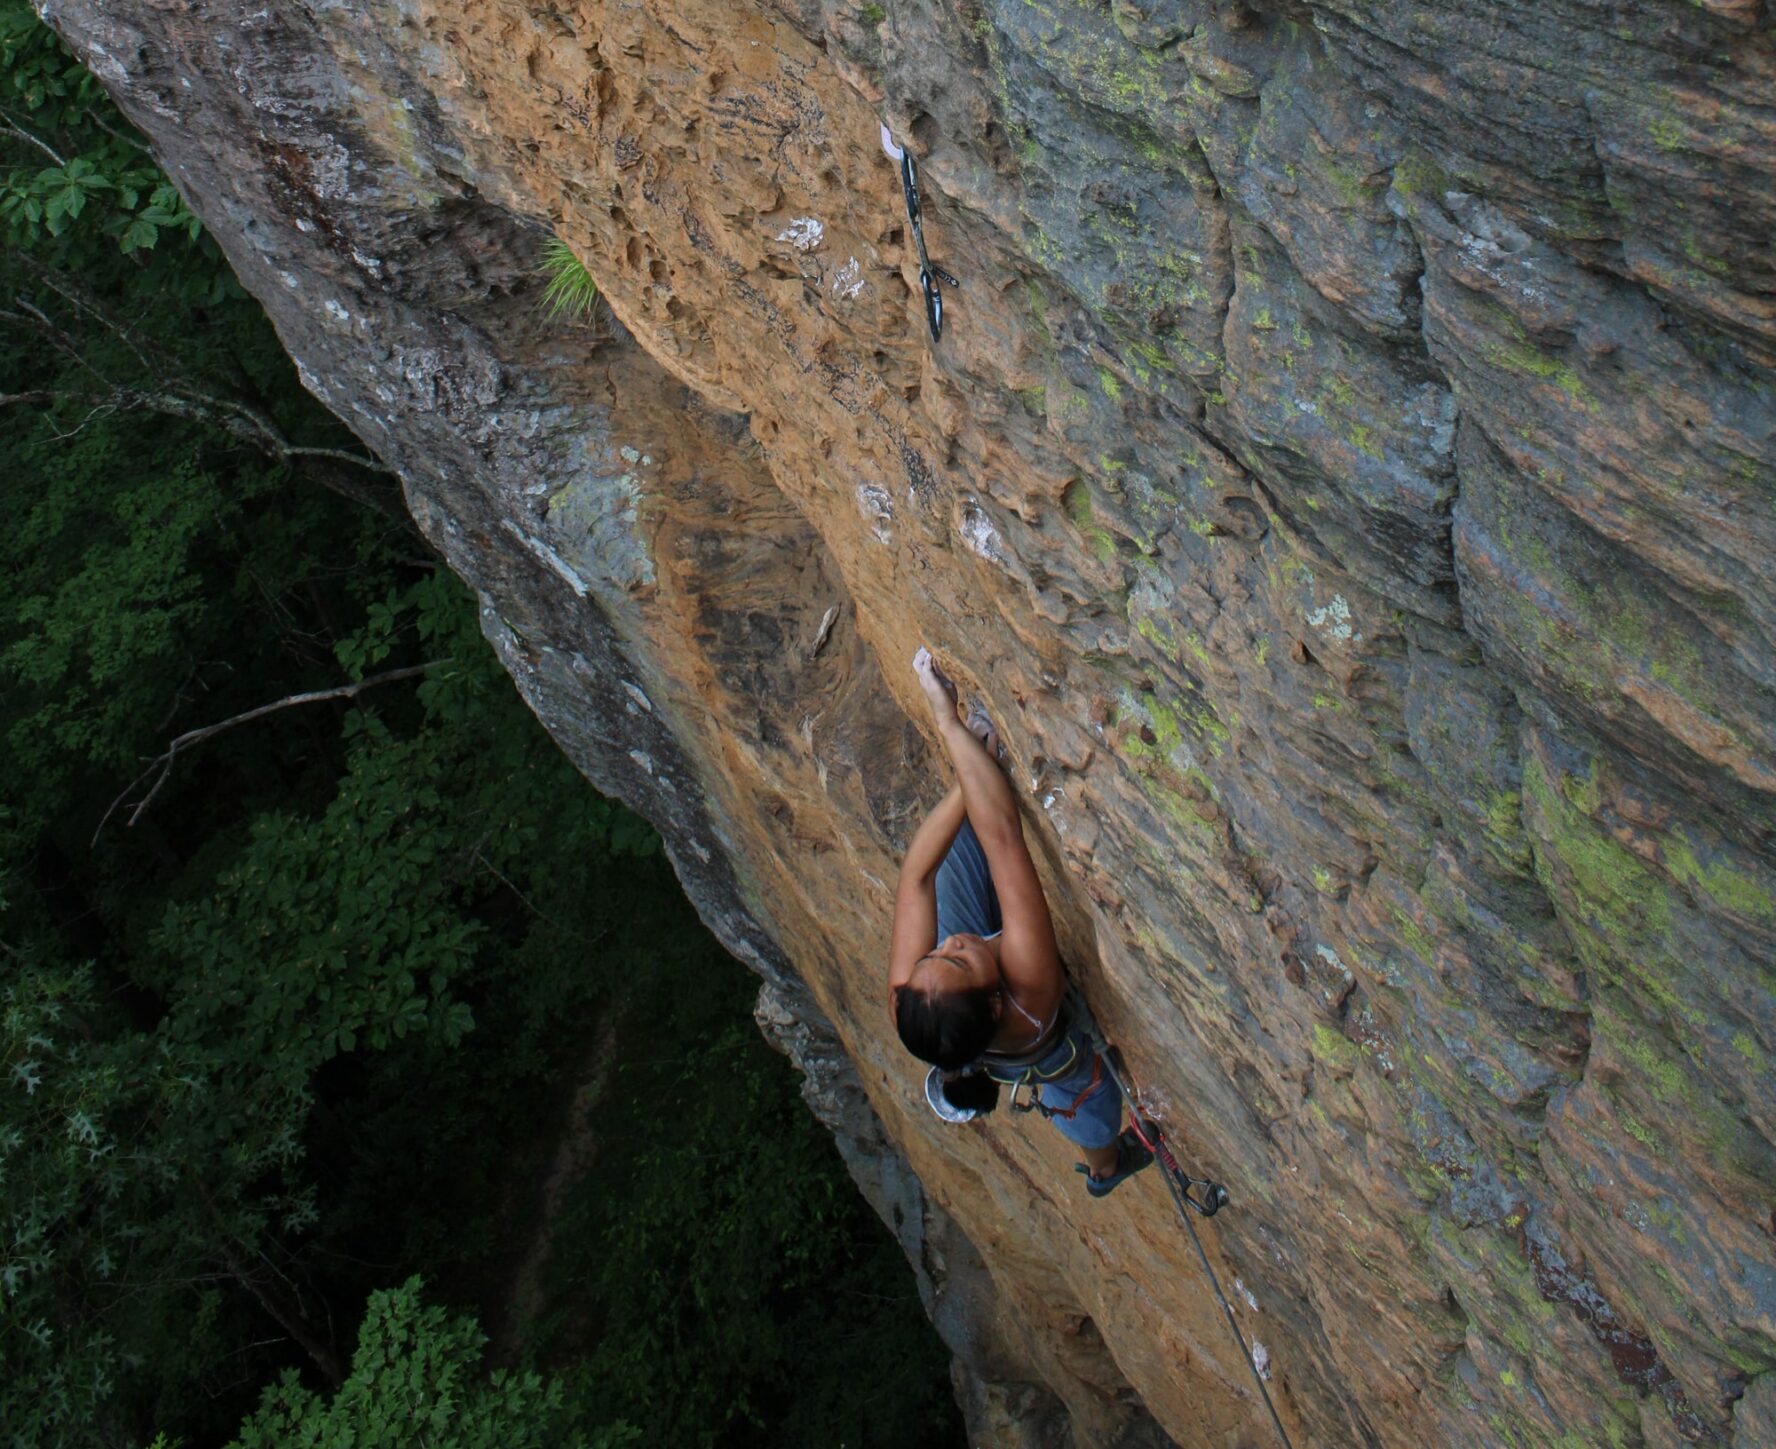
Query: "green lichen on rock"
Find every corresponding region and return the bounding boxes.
[1063,478,1121,564]
[1520,752,1708,1035]
[1523,755,1672,947]
[1661,831,1776,922]
[1312,1022,1362,1071]
[1477,313,1596,411]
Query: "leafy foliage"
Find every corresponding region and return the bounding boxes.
[228,1279,620,1449]
[552,1013,961,1448]
[0,960,135,1448]
[1,425,292,828]
[0,3,200,256]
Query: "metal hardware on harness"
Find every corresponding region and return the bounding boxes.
[1081,1016,1294,1449]
[1004,1053,1105,1122]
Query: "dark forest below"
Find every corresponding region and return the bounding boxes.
[0,6,962,1444]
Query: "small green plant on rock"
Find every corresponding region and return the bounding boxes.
[539,236,603,322]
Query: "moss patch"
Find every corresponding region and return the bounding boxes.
[1662,833,1775,921]
[1312,1022,1362,1070]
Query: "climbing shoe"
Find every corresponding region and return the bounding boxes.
[1075,1127,1155,1198]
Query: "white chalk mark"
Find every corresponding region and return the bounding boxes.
[1306,593,1354,641]
[809,604,840,658]
[776,216,825,252]
[831,256,865,300]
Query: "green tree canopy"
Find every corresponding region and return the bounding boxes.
[227,1279,627,1449]
[1,7,962,1447]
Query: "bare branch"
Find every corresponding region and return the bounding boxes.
[164,380,287,450]
[21,256,162,375]
[0,117,65,167]
[84,110,153,158]
[93,661,452,845]
[7,295,95,367]
[45,401,118,441]
[284,444,393,474]
[1,384,387,475]
[6,387,411,541]
[0,388,107,408]
[471,846,617,948]
[214,1237,344,1390]
[5,261,392,469]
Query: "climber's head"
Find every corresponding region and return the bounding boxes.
[892,934,1004,1069]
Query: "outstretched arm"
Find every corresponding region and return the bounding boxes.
[887,783,966,1002]
[914,650,1064,1025]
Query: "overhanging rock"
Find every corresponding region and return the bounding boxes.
[45,1,1776,1443]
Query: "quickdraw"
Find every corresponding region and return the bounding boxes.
[880,122,959,342]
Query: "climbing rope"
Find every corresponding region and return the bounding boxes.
[1083,1020,1297,1449]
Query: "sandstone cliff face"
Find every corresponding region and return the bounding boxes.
[44,0,1775,1443]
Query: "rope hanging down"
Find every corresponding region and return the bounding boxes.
[1082,1022,1297,1449]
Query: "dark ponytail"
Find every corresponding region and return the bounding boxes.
[938,1068,1000,1116]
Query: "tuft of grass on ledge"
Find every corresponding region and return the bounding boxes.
[539,237,601,321]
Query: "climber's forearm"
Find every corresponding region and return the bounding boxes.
[938,715,1019,843]
[888,785,965,1001]
[899,783,966,886]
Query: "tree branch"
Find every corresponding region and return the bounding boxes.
[284,443,394,473]
[471,846,619,949]
[0,117,66,167]
[83,110,153,158]
[6,258,395,475]
[214,1229,344,1389]
[5,296,110,382]
[12,251,168,376]
[291,453,421,542]
[1,384,391,476]
[93,661,451,844]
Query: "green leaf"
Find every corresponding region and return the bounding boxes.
[119,213,158,253]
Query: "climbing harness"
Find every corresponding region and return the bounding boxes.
[1004,1052,1107,1121]
[880,122,959,342]
[1080,1018,1297,1449]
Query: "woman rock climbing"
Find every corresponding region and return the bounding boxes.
[887,646,1153,1195]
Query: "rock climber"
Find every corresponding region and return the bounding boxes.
[887,646,1153,1196]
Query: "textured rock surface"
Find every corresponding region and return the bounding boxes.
[43,0,1775,1443]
